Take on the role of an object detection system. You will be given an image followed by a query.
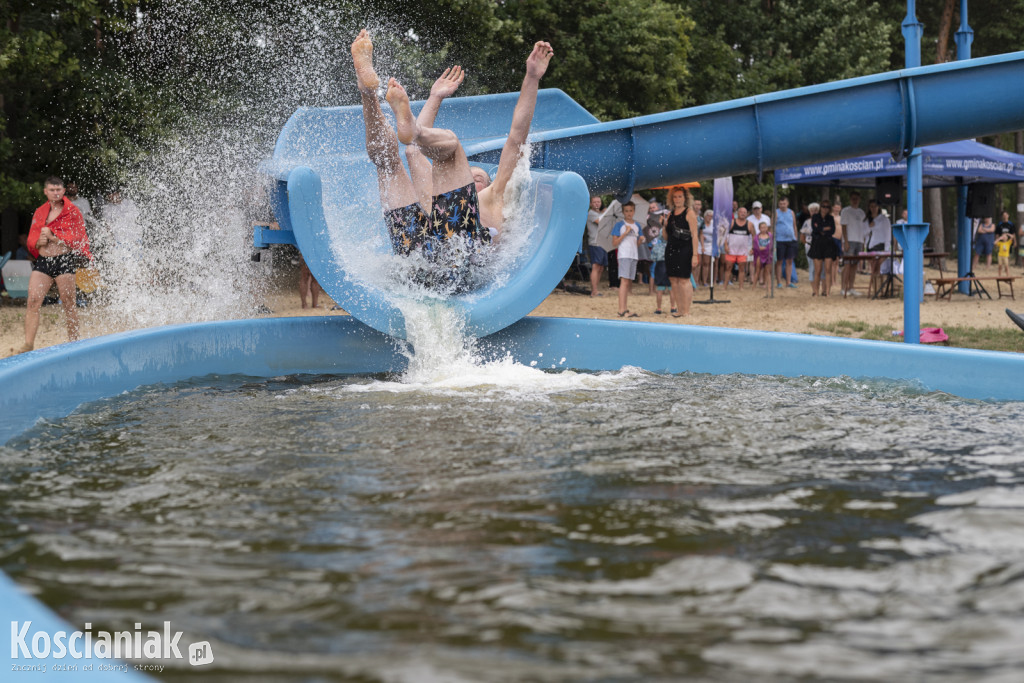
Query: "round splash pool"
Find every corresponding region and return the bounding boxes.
[4,366,1024,680]
[2,316,1024,680]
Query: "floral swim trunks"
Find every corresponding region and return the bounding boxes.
[384,182,493,292]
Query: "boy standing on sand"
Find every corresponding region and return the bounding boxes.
[611,201,644,317]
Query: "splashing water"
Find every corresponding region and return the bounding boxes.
[84,1,538,343]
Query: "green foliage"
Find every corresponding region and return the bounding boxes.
[0,0,170,213]
[479,0,693,119]
[1,0,1021,225]
[679,0,894,103]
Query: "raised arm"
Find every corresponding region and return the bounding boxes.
[417,66,465,130]
[489,41,554,198]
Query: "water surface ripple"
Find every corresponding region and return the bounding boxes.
[3,370,1024,681]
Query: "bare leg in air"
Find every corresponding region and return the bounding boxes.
[351,29,419,212]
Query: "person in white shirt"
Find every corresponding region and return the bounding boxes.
[840,191,868,296]
[611,201,645,317]
[864,200,892,295]
[748,201,771,284]
[865,200,891,251]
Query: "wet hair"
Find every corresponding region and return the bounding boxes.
[469,166,492,188]
[44,176,64,188]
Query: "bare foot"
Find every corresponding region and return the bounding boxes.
[351,29,379,92]
[385,78,417,145]
[15,342,33,355]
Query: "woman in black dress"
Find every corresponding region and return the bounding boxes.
[662,186,700,317]
[808,199,838,296]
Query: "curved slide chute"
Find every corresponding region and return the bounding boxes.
[268,52,1024,340]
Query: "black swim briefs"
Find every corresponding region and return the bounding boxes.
[32,252,85,279]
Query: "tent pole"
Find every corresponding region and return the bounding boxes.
[770,181,777,298]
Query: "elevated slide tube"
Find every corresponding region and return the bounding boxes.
[268,52,1024,340]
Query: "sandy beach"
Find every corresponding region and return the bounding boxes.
[3,261,1023,359]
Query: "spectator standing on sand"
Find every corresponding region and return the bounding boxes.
[662,186,699,316]
[973,216,996,270]
[611,201,644,317]
[840,191,867,296]
[747,201,770,285]
[649,219,675,314]
[995,225,1015,278]
[298,255,321,309]
[774,196,798,289]
[698,208,715,286]
[864,200,891,294]
[995,211,1015,257]
[751,219,772,292]
[801,202,819,284]
[808,199,838,297]
[598,199,624,288]
[723,206,753,291]
[18,177,92,354]
[586,195,610,297]
[865,200,891,252]
[645,200,667,294]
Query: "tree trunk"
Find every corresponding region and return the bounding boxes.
[936,0,955,62]
[926,188,945,252]
[926,0,955,253]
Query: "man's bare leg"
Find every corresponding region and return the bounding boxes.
[21,271,53,352]
[404,145,433,213]
[351,30,418,211]
[403,66,466,208]
[55,273,80,341]
[386,78,472,195]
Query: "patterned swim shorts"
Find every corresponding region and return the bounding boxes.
[384,182,493,292]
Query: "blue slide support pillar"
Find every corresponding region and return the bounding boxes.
[895,223,930,343]
[955,0,974,293]
[902,1,924,341]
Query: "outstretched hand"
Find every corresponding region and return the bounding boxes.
[526,41,554,80]
[430,66,465,99]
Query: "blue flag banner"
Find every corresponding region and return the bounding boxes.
[712,178,733,259]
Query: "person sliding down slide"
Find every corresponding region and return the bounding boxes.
[351,29,554,292]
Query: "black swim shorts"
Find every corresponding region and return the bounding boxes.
[32,252,84,279]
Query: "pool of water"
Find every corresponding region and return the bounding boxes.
[3,368,1024,681]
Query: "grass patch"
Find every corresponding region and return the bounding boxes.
[808,320,893,341]
[809,319,1024,353]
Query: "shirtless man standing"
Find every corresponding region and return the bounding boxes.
[350,29,553,290]
[19,176,92,354]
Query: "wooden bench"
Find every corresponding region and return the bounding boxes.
[928,275,1017,301]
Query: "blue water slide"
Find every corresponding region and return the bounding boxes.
[268,52,1024,339]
